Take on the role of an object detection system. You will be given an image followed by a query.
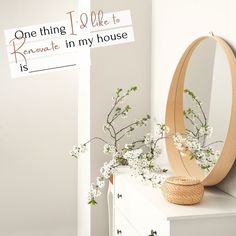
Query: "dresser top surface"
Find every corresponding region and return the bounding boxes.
[116,169,236,220]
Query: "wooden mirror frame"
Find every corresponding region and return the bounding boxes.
[165,36,236,186]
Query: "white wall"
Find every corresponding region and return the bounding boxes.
[89,0,152,235]
[152,0,236,197]
[0,0,151,235]
[0,1,78,235]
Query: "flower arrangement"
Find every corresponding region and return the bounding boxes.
[70,86,168,205]
[70,86,220,204]
[173,89,223,172]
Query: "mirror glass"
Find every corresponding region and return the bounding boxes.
[182,38,231,174]
[166,36,236,185]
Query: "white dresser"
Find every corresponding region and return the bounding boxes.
[112,168,236,236]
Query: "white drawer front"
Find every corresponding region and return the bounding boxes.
[114,208,140,236]
[114,173,170,236]
[134,200,169,236]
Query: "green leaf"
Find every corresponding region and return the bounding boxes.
[116,88,123,95]
[129,127,134,131]
[130,86,138,91]
[125,105,131,111]
[88,199,97,205]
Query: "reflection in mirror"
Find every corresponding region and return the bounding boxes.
[166,36,236,185]
[177,38,231,174]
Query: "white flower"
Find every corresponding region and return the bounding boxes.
[199,127,205,136]
[128,153,166,188]
[112,151,121,158]
[96,177,105,188]
[144,133,153,147]
[151,173,166,188]
[88,184,102,201]
[173,130,221,171]
[196,151,205,159]
[214,150,220,157]
[124,144,134,150]
[164,125,170,133]
[80,144,87,153]
[180,151,187,157]
[123,149,142,160]
[173,133,186,151]
[154,125,161,136]
[135,119,143,127]
[185,136,201,151]
[153,147,162,158]
[199,126,213,137]
[103,144,116,154]
[154,123,170,137]
[100,159,117,179]
[206,126,213,137]
[70,144,87,158]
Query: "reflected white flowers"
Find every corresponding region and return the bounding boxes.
[173,131,220,171]
[172,133,186,151]
[178,89,222,171]
[154,123,170,136]
[199,125,213,137]
[185,136,201,152]
[153,146,162,158]
[196,148,220,173]
[144,133,152,147]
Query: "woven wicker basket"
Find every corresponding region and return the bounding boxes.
[161,176,204,205]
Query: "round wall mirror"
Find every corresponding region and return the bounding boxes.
[165,36,236,185]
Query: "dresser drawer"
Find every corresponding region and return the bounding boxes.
[133,198,169,236]
[114,172,170,236]
[114,207,140,236]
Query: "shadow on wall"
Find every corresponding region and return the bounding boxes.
[218,162,236,197]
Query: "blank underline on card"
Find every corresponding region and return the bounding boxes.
[28,64,77,73]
